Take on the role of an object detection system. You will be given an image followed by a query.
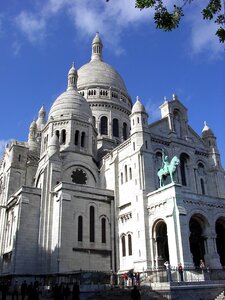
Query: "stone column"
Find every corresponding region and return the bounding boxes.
[204,234,221,268]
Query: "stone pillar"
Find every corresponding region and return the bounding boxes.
[204,234,221,268]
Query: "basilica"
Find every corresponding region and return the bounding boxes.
[0,33,225,281]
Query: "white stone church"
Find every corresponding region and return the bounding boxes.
[0,33,225,281]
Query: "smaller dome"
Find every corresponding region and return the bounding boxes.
[202,121,214,138]
[132,96,146,114]
[49,90,92,121]
[49,64,92,121]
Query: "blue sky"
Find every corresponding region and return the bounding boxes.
[0,0,225,166]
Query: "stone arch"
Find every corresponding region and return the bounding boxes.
[189,214,209,267]
[152,219,169,267]
[215,217,225,266]
[197,162,207,195]
[100,116,108,135]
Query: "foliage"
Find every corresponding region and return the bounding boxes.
[106,0,225,43]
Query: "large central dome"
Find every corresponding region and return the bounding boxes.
[77,32,128,94]
[78,60,128,93]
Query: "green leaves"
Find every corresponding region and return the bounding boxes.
[202,0,221,19]
[106,0,225,43]
[202,0,225,43]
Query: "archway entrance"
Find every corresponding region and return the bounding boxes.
[154,220,169,266]
[216,218,225,267]
[189,216,206,267]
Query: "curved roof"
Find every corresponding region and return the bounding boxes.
[132,97,146,114]
[77,60,128,93]
[202,121,214,138]
[48,89,92,121]
[48,65,92,121]
[77,33,128,94]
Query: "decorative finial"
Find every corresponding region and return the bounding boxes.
[204,121,207,127]
[164,96,167,102]
[136,96,140,102]
[172,94,177,101]
[67,63,78,90]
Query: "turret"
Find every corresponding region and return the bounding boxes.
[202,121,220,169]
[130,96,148,135]
[36,106,46,131]
[67,63,78,91]
[28,120,39,152]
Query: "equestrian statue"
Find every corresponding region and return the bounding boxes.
[157,150,180,188]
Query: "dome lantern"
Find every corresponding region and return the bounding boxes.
[91,32,103,61]
[67,62,78,91]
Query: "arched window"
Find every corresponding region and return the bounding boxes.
[128,234,132,255]
[113,118,119,137]
[75,130,79,146]
[122,236,126,256]
[55,130,59,139]
[180,153,189,186]
[101,218,106,243]
[200,178,205,195]
[123,122,127,140]
[100,116,108,135]
[78,216,83,242]
[121,172,123,185]
[125,165,128,182]
[129,168,132,180]
[198,163,206,195]
[90,206,95,242]
[81,132,85,147]
[61,129,66,144]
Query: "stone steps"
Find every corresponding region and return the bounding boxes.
[88,286,166,300]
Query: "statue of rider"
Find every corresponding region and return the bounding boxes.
[161,150,169,173]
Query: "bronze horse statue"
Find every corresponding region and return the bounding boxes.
[157,156,180,187]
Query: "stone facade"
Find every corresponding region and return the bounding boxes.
[0,33,225,281]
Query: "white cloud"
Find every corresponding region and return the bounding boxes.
[185,1,224,59]
[15,11,46,44]
[14,0,223,58]
[190,20,223,58]
[14,0,152,53]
